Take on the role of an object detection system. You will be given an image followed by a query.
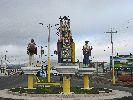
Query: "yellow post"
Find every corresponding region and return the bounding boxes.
[72,43,75,63]
[47,24,51,83]
[63,75,70,94]
[83,74,89,89]
[112,68,115,84]
[28,74,34,89]
[47,57,50,82]
[28,55,34,89]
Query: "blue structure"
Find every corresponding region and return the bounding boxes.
[36,66,47,78]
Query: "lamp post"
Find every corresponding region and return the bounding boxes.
[39,23,52,82]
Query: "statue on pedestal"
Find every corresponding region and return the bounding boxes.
[82,41,93,67]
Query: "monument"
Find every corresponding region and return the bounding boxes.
[56,16,78,94]
[57,16,75,63]
[22,39,41,89]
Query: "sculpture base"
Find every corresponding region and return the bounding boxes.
[56,64,79,75]
[21,67,41,75]
[78,68,96,74]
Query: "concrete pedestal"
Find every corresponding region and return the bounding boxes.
[83,74,89,89]
[56,64,79,94]
[21,66,41,89]
[63,75,70,94]
[28,74,34,89]
[78,68,96,89]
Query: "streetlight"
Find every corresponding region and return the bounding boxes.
[39,23,52,82]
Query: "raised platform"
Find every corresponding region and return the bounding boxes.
[56,64,79,74]
[78,68,96,74]
[0,89,132,100]
[21,67,41,75]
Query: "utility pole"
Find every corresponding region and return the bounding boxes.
[106,28,117,84]
[47,24,52,82]
[39,23,52,82]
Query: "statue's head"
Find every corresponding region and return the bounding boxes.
[31,39,34,43]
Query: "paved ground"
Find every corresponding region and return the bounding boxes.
[91,74,133,96]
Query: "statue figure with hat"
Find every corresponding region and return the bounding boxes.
[27,39,37,65]
[82,41,93,67]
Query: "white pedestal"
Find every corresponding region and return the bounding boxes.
[56,65,79,75]
[78,68,96,74]
[21,67,41,75]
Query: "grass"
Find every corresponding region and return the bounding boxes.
[10,87,62,94]
[9,87,112,94]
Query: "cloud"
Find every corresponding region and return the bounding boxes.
[0,0,133,63]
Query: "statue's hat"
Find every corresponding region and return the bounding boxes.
[31,38,34,43]
[85,41,89,44]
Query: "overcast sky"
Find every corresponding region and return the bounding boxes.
[0,0,133,64]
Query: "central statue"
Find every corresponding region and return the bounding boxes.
[57,16,75,63]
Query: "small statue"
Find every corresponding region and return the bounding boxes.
[82,41,93,67]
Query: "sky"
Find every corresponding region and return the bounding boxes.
[0,0,133,64]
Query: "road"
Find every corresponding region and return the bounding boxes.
[0,75,27,90]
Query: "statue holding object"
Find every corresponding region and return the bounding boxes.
[82,41,93,67]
